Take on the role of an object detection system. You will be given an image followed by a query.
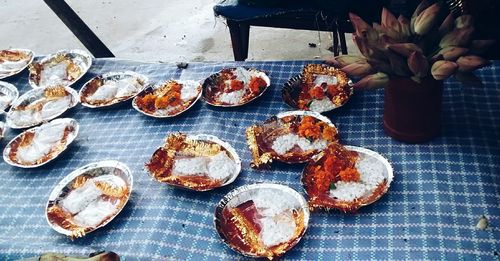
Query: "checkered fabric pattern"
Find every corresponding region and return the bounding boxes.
[0,59,498,260]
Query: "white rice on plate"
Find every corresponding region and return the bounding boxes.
[329,153,386,202]
[271,133,328,155]
[172,151,237,181]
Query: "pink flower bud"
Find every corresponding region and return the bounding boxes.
[353,35,371,57]
[431,60,458,80]
[456,55,490,72]
[398,15,411,39]
[408,51,429,78]
[412,0,430,19]
[413,3,441,35]
[388,43,423,57]
[455,15,474,29]
[438,14,454,35]
[438,47,469,61]
[439,28,474,48]
[324,55,367,67]
[349,13,371,37]
[381,8,399,28]
[341,62,374,77]
[352,72,389,90]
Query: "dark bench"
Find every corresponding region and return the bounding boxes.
[214,0,499,61]
[213,0,354,61]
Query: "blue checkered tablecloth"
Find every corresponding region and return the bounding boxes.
[0,59,498,260]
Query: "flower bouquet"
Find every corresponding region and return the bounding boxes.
[327,0,494,142]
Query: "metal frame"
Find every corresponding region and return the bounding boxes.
[43,0,114,58]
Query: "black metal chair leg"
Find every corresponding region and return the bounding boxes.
[227,19,249,61]
[339,31,348,54]
[239,23,250,61]
[332,30,340,56]
[337,20,348,55]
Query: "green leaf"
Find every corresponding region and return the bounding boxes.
[330,182,337,190]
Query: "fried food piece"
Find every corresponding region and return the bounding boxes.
[249,76,267,93]
[0,50,28,62]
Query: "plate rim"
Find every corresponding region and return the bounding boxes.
[28,49,92,89]
[45,160,133,237]
[79,70,150,108]
[0,48,35,80]
[2,118,80,168]
[201,67,271,108]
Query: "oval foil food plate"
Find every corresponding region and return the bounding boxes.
[302,144,393,212]
[246,110,339,168]
[214,183,310,259]
[28,49,92,88]
[132,79,202,118]
[6,85,79,129]
[45,160,133,238]
[0,49,34,79]
[202,67,270,107]
[282,64,353,113]
[0,81,19,112]
[3,118,79,168]
[146,133,241,191]
[80,71,149,108]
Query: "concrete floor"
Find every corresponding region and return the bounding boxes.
[0,0,359,62]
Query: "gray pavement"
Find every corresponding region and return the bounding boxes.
[0,0,358,61]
